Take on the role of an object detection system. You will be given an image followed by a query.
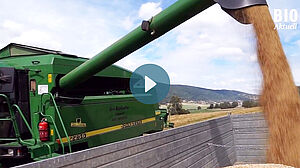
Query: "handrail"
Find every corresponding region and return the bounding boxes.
[43,142,52,158]
[39,112,65,154]
[0,94,21,143]
[12,104,37,146]
[0,94,37,146]
[40,93,72,153]
[0,138,18,141]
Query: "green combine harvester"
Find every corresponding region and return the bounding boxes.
[0,43,168,166]
[0,0,267,166]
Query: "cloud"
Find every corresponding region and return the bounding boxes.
[0,0,299,94]
[117,1,300,93]
[121,16,136,30]
[138,2,162,20]
[12,29,62,49]
[0,0,133,56]
[295,40,300,47]
[117,5,261,94]
[2,20,23,31]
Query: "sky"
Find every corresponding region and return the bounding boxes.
[0,0,299,94]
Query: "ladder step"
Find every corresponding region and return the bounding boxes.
[0,118,11,121]
[0,138,18,141]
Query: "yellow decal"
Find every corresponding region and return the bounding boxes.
[48,74,52,83]
[142,117,156,123]
[71,118,87,127]
[122,120,142,129]
[155,111,161,115]
[58,117,155,144]
[50,129,54,136]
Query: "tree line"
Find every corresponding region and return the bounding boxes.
[207,102,238,109]
[167,95,259,115]
[241,100,259,108]
[208,100,258,109]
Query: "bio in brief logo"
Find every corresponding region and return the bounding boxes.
[274,9,298,30]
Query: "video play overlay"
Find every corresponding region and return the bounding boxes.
[130,64,170,104]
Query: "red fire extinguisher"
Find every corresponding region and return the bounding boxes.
[39,118,49,141]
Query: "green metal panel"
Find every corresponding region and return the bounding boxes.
[52,57,132,78]
[59,0,215,89]
[49,95,162,147]
[0,47,10,58]
[0,43,77,59]
[10,46,44,56]
[0,54,131,78]
[0,44,45,58]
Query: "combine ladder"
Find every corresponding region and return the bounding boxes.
[0,94,36,146]
[0,93,72,159]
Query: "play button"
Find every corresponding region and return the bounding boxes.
[145,76,156,92]
[130,64,170,104]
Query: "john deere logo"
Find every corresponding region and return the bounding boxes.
[71,118,86,127]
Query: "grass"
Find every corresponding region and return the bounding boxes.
[169,107,262,128]
[188,108,222,113]
[182,103,209,110]
[161,103,212,113]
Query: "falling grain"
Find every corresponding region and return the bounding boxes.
[240,5,300,167]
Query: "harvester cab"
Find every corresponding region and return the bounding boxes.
[0,0,267,166]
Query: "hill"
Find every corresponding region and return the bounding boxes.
[164,85,257,102]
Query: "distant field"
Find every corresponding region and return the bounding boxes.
[160,102,261,127]
[161,103,223,113]
[161,103,210,110]
[169,107,262,128]
[182,103,201,109]
[182,103,211,112]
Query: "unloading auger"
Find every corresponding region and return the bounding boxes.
[59,0,267,89]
